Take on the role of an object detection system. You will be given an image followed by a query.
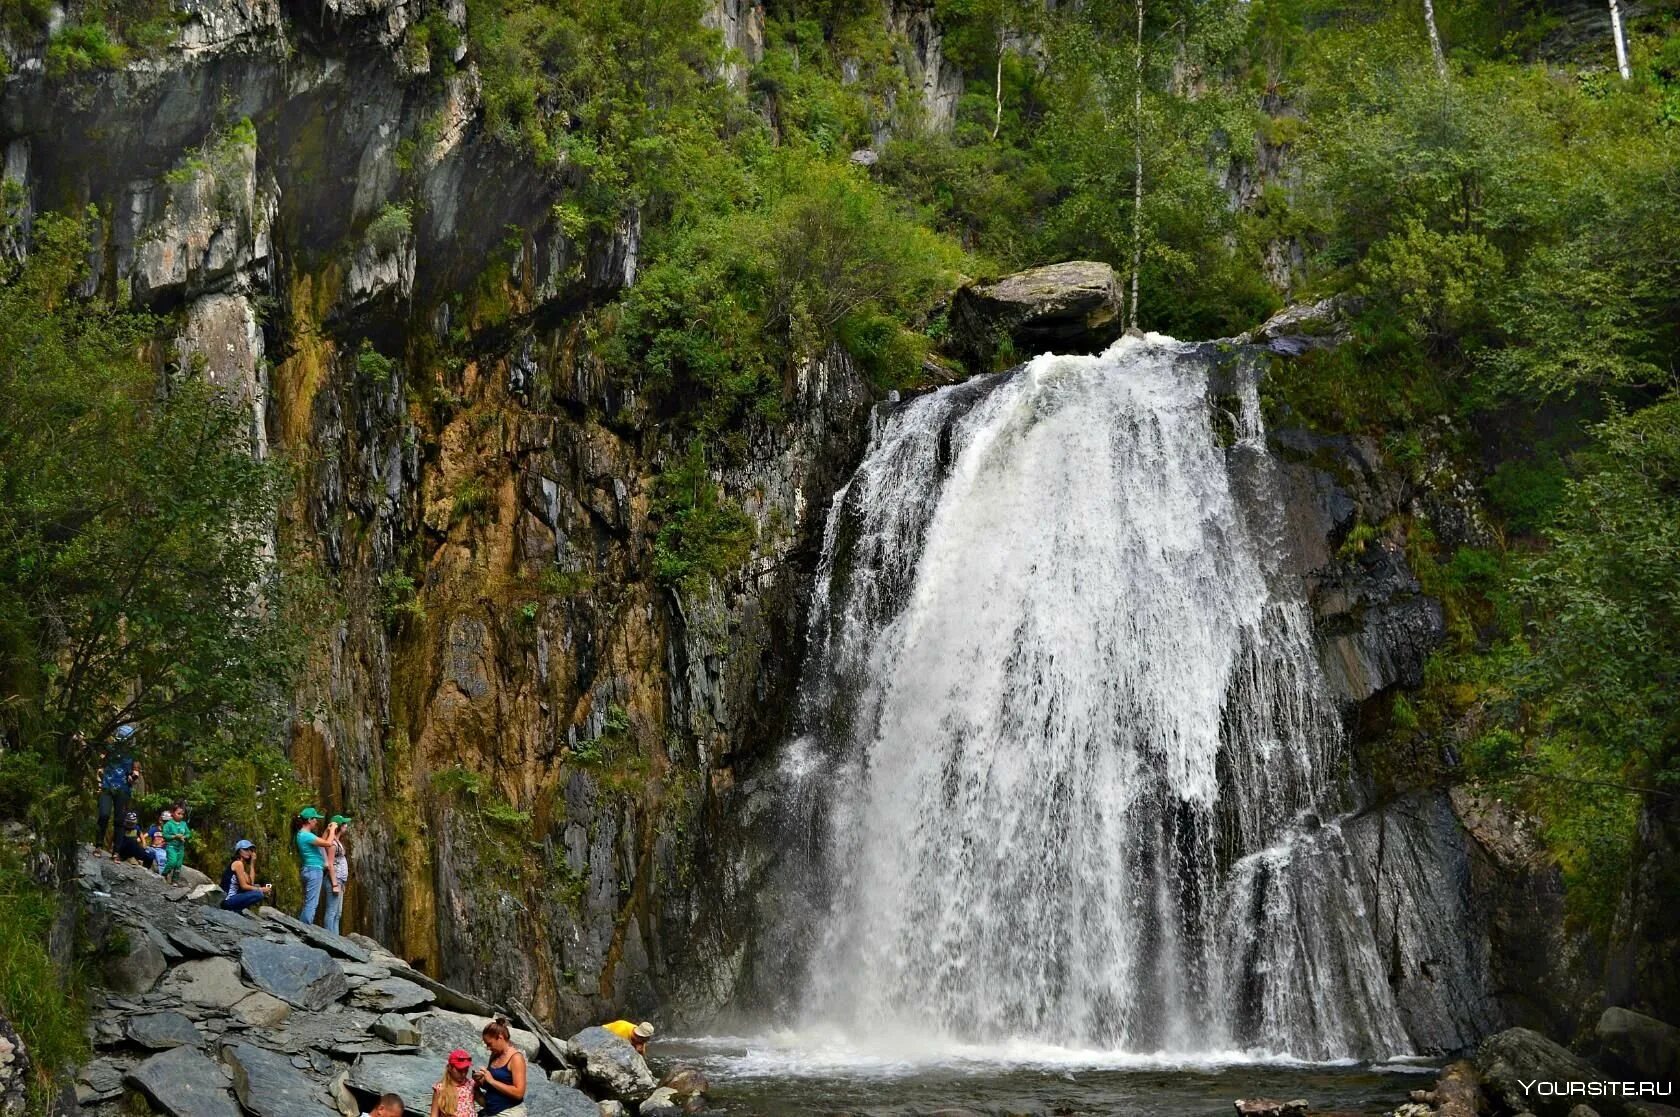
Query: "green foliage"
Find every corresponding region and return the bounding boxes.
[651,442,753,591]
[0,212,318,857]
[365,203,412,256]
[45,23,126,74]
[356,340,396,386]
[431,766,530,830]
[0,849,87,1107]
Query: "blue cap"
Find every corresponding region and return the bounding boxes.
[234,839,255,851]
[114,725,135,740]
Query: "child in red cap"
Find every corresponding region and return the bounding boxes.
[429,1050,474,1117]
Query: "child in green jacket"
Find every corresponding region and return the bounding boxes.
[161,802,191,881]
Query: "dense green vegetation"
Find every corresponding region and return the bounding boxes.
[0,212,316,872]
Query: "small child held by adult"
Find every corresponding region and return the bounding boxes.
[360,1095,403,1117]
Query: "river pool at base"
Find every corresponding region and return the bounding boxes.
[659,1036,1437,1117]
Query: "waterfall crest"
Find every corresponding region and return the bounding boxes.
[763,337,1440,1060]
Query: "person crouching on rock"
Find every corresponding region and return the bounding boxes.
[360,1093,403,1117]
[293,807,334,924]
[475,1017,528,1116]
[603,1019,654,1055]
[221,839,272,912]
[114,811,148,865]
[430,1049,475,1117]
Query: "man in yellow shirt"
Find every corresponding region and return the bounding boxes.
[602,1019,654,1054]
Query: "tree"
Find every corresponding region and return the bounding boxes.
[0,212,313,865]
[1607,0,1631,80]
[1128,0,1145,330]
[1422,0,1447,79]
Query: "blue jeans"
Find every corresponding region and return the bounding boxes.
[299,866,324,924]
[222,889,265,912]
[323,881,344,935]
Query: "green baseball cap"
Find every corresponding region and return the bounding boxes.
[298,806,324,820]
[330,814,352,826]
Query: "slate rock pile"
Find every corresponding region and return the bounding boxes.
[76,855,710,1117]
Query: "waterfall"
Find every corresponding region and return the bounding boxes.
[759,336,1442,1061]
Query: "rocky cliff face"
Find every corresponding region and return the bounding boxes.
[2,1,877,1030]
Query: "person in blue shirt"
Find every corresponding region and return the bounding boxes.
[293,807,334,924]
[94,725,140,856]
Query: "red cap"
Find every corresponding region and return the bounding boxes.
[447,1049,471,1069]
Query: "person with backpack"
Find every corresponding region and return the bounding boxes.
[94,725,140,855]
[221,839,272,912]
[161,802,191,881]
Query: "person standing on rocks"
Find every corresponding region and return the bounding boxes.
[475,1017,528,1116]
[603,1019,654,1055]
[323,813,352,935]
[429,1049,476,1117]
[221,839,272,912]
[93,725,139,855]
[293,807,334,924]
[161,801,191,882]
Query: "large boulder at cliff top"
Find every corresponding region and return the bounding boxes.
[125,1046,240,1117]
[1595,1007,1680,1083]
[239,938,348,1010]
[1476,1028,1609,1117]
[222,1042,338,1117]
[949,260,1123,370]
[565,1027,655,1103]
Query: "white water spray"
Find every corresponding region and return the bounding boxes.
[773,336,1428,1060]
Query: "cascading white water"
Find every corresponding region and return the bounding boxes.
[770,336,1428,1061]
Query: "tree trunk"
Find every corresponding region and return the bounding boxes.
[1128,0,1144,331]
[1422,0,1447,79]
[1608,0,1632,80]
[992,35,1005,141]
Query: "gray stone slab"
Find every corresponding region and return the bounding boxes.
[160,957,250,1010]
[352,976,433,1012]
[240,938,348,1011]
[222,1041,338,1117]
[167,926,226,957]
[125,1046,240,1117]
[126,1011,202,1050]
[258,907,373,963]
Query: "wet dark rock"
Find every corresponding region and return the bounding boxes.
[126,1046,241,1117]
[565,1026,655,1102]
[127,1011,202,1050]
[1595,1007,1680,1084]
[239,938,348,1010]
[222,1041,338,1117]
[1476,1028,1607,1117]
[949,261,1123,370]
[1233,1100,1308,1117]
[659,1065,708,1100]
[639,1085,683,1116]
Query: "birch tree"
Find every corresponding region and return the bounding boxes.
[1422,0,1447,79]
[1608,0,1631,80]
[1128,0,1145,330]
